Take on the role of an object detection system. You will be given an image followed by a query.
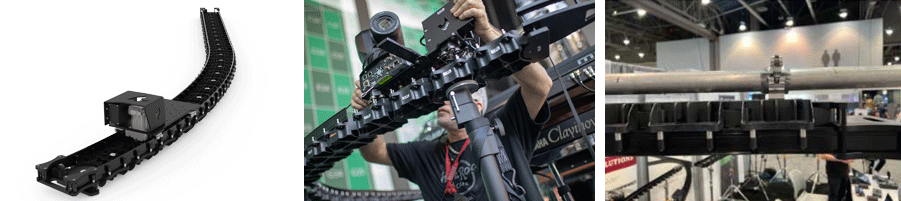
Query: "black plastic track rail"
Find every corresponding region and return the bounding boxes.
[35,8,235,196]
[606,100,901,159]
[693,155,727,168]
[306,182,423,201]
[616,166,683,201]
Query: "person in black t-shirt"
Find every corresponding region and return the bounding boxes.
[818,154,853,201]
[350,1,553,200]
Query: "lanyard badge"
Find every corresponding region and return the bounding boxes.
[444,138,470,195]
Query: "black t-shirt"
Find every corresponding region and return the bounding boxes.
[825,160,850,177]
[386,90,550,201]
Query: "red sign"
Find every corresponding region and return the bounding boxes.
[605,156,636,173]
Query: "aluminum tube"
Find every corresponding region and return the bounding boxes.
[606,66,901,94]
[606,71,762,94]
[789,66,901,90]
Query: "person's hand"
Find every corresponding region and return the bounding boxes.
[451,0,502,41]
[351,80,370,110]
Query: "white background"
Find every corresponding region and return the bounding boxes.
[0,0,304,200]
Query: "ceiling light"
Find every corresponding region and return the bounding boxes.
[887,28,894,36]
[637,9,646,17]
[739,21,747,31]
[701,0,711,5]
[638,52,645,58]
[699,23,706,28]
[889,62,893,66]
[623,38,630,45]
[786,30,799,43]
[785,17,794,27]
[839,8,848,19]
[741,36,753,47]
[755,6,768,13]
[895,56,899,61]
[615,54,621,60]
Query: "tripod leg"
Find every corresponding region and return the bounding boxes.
[721,185,736,201]
[734,187,751,201]
[756,177,770,201]
[808,159,817,194]
[811,173,819,193]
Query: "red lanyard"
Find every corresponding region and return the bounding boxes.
[444,138,470,195]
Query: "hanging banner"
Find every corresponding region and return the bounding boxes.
[605,156,637,200]
[605,156,636,173]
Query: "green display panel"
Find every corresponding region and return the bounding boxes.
[328,41,350,73]
[305,1,324,35]
[315,108,336,125]
[379,0,446,19]
[346,151,372,190]
[304,108,314,133]
[320,160,349,189]
[333,74,353,106]
[323,7,345,42]
[401,26,427,55]
[305,0,362,189]
[304,69,312,105]
[311,70,334,108]
[307,36,329,70]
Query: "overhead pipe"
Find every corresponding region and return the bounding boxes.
[737,0,770,27]
[606,66,901,94]
[805,0,818,24]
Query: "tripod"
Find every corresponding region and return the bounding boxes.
[806,156,828,194]
[769,155,789,183]
[720,167,750,201]
[744,155,771,201]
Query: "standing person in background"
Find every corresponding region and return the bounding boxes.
[886,102,898,119]
[875,94,887,118]
[819,154,853,201]
[866,99,876,116]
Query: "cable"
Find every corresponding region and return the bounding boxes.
[571,72,594,92]
[549,55,594,158]
[536,173,555,180]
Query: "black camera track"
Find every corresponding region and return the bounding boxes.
[35,8,235,196]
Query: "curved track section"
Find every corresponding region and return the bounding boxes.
[616,166,683,201]
[306,182,423,201]
[174,8,236,121]
[34,8,235,196]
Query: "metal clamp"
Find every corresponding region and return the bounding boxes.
[615,132,623,152]
[749,129,758,150]
[657,131,665,152]
[762,55,790,99]
[706,131,714,151]
[799,129,808,150]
